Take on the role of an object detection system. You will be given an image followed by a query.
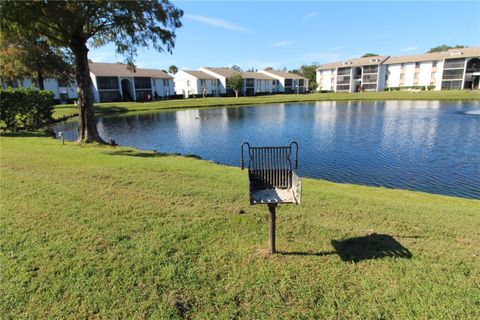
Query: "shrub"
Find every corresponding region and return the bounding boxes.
[0,88,54,131]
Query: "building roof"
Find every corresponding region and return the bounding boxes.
[181,70,219,80]
[242,72,276,80]
[317,56,389,70]
[262,69,308,80]
[384,47,480,64]
[316,61,344,71]
[89,62,172,79]
[201,67,240,78]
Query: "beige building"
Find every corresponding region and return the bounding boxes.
[316,47,480,92]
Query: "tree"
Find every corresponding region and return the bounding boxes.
[0,33,73,90]
[168,65,178,74]
[427,45,466,53]
[290,64,317,81]
[361,53,379,57]
[231,65,242,72]
[227,73,243,98]
[1,1,183,143]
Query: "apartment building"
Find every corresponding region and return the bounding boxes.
[258,69,309,93]
[198,67,278,96]
[317,56,389,92]
[173,70,220,98]
[89,62,174,102]
[316,47,480,92]
[1,77,78,102]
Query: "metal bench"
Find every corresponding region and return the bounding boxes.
[241,141,302,253]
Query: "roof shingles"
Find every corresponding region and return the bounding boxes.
[89,62,172,79]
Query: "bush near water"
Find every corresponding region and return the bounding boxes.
[0,88,54,131]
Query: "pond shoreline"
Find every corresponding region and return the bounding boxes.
[53,90,480,120]
[53,100,480,199]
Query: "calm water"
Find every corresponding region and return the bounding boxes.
[54,101,480,199]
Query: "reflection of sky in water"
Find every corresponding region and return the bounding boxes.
[53,101,480,199]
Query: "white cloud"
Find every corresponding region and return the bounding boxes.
[184,14,250,33]
[302,12,318,23]
[401,46,418,52]
[270,40,293,47]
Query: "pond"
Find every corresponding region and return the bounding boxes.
[54,100,480,199]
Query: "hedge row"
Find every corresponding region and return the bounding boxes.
[0,88,54,131]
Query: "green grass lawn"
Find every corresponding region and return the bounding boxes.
[1,134,479,319]
[52,90,480,119]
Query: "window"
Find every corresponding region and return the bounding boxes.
[336,84,350,91]
[134,77,151,89]
[415,62,420,68]
[299,79,304,86]
[432,61,437,68]
[99,91,121,102]
[163,79,169,86]
[363,84,377,90]
[58,80,70,87]
[135,90,152,101]
[201,80,206,88]
[444,58,465,69]
[362,74,377,83]
[442,69,464,80]
[363,65,378,74]
[285,79,293,87]
[337,68,351,75]
[186,80,190,87]
[246,79,254,87]
[97,77,119,90]
[441,80,462,90]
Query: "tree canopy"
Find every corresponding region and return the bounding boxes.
[227,73,243,98]
[0,33,73,90]
[1,1,183,143]
[361,53,379,57]
[290,64,318,91]
[168,65,178,74]
[231,65,243,72]
[427,45,467,53]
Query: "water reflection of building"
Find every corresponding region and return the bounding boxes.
[175,109,201,148]
[314,101,337,144]
[382,101,440,150]
[254,103,286,129]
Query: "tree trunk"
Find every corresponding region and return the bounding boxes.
[37,72,45,90]
[234,89,239,98]
[71,41,105,144]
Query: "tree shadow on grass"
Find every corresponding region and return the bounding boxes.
[103,150,170,158]
[0,131,50,138]
[104,149,202,159]
[95,105,130,115]
[279,233,412,262]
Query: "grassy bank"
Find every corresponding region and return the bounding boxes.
[53,90,480,119]
[1,134,479,319]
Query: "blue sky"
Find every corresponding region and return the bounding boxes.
[88,1,480,71]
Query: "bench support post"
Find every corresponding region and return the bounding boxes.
[268,204,277,254]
